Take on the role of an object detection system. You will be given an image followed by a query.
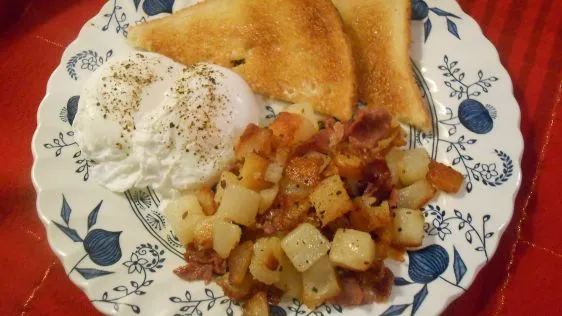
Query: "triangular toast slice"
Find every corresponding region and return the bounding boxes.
[332,0,430,130]
[129,0,357,121]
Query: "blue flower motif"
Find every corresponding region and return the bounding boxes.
[80,56,97,71]
[428,220,452,241]
[123,253,149,274]
[480,163,498,180]
[83,229,122,266]
[408,245,449,284]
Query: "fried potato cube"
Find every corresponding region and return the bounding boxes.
[329,228,376,271]
[280,178,312,199]
[385,149,404,185]
[275,254,303,299]
[213,219,242,258]
[240,153,273,191]
[215,171,240,205]
[193,216,215,249]
[216,185,260,226]
[162,195,205,246]
[259,184,279,214]
[309,175,353,226]
[350,198,392,232]
[427,160,464,193]
[392,208,425,247]
[243,292,270,316]
[302,255,341,309]
[281,223,330,272]
[196,186,217,216]
[269,112,316,147]
[264,162,284,183]
[399,148,430,186]
[285,155,327,187]
[285,102,322,131]
[397,179,437,209]
[217,273,254,301]
[249,237,284,285]
[334,152,363,179]
[228,241,254,285]
[235,123,273,160]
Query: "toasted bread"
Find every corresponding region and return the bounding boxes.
[129,0,357,121]
[332,0,430,130]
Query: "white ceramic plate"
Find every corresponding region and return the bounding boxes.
[31,0,523,315]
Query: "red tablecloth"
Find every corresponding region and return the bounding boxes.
[0,0,560,315]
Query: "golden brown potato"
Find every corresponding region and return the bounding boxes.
[281,223,331,272]
[350,198,391,232]
[228,241,254,285]
[259,185,279,214]
[236,123,274,160]
[268,112,316,148]
[397,179,437,209]
[333,152,363,179]
[399,148,431,186]
[249,237,284,284]
[217,273,254,301]
[279,178,313,199]
[215,171,239,205]
[243,292,270,316]
[193,216,215,249]
[427,160,464,193]
[309,175,354,226]
[213,219,242,258]
[275,253,303,299]
[216,185,261,226]
[392,208,425,247]
[302,255,341,309]
[272,197,311,232]
[239,153,273,191]
[285,155,326,187]
[196,187,217,216]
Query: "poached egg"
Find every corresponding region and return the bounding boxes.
[73,52,261,194]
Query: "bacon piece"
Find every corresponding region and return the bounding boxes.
[328,277,364,306]
[174,244,226,283]
[346,107,393,150]
[294,119,345,155]
[362,160,393,202]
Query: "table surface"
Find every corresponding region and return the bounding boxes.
[1,0,561,315]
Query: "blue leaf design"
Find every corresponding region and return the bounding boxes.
[134,0,141,10]
[53,221,83,242]
[408,244,449,283]
[381,304,410,316]
[66,96,79,126]
[83,229,122,266]
[394,277,412,286]
[87,200,103,230]
[75,268,114,279]
[411,284,428,315]
[143,0,174,16]
[423,18,432,42]
[429,7,461,19]
[453,246,467,284]
[446,19,460,39]
[61,195,72,225]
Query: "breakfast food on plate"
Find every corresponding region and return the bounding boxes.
[166,104,463,311]
[128,0,357,121]
[73,52,261,194]
[332,0,431,131]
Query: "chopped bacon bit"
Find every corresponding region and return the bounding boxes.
[346,107,393,150]
[328,277,364,306]
[174,244,226,283]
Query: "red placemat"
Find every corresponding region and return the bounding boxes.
[0,0,560,315]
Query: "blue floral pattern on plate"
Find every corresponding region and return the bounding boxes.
[32,0,523,315]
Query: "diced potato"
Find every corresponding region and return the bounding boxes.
[217,273,254,300]
[274,147,290,166]
[249,237,284,284]
[392,208,425,247]
[273,198,311,231]
[196,187,217,216]
[329,228,376,271]
[264,162,284,183]
[215,171,239,205]
[162,196,205,245]
[385,149,405,185]
[269,112,316,147]
[302,255,341,309]
[397,179,437,209]
[280,178,312,199]
[216,185,261,226]
[281,223,330,272]
[427,160,464,193]
[285,102,322,131]
[399,148,430,186]
[285,155,326,187]
[243,292,270,316]
[240,153,273,191]
[228,241,254,285]
[275,254,302,299]
[259,185,279,214]
[193,216,215,248]
[350,198,392,232]
[321,159,340,178]
[235,123,274,160]
[334,152,363,179]
[309,175,354,226]
[213,219,242,258]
